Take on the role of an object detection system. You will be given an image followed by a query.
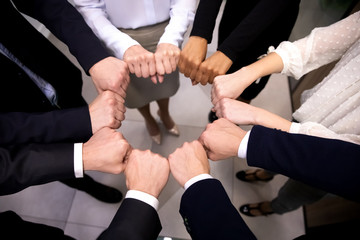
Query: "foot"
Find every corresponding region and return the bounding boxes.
[62,175,123,203]
[236,169,274,182]
[145,117,161,144]
[157,110,179,136]
[208,110,218,123]
[239,201,274,217]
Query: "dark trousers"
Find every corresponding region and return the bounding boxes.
[0,211,75,240]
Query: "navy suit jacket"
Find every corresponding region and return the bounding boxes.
[247,125,360,202]
[0,107,92,195]
[180,178,257,240]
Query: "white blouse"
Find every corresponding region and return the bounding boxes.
[74,0,196,59]
[275,11,360,144]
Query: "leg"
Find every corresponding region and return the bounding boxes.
[0,211,75,239]
[236,169,276,182]
[61,175,123,204]
[138,103,160,136]
[271,179,328,214]
[157,98,180,136]
[239,178,327,217]
[137,103,161,144]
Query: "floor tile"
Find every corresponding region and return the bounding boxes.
[66,190,120,228]
[65,222,105,240]
[22,215,67,231]
[158,189,190,240]
[0,181,75,221]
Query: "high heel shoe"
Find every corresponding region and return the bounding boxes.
[145,121,162,144]
[157,110,180,136]
[151,133,161,145]
[167,124,180,136]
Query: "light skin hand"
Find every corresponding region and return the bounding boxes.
[178,36,208,83]
[214,98,292,131]
[211,67,254,105]
[211,52,285,105]
[83,128,132,174]
[168,141,210,188]
[195,51,232,86]
[125,149,170,198]
[89,56,130,98]
[89,90,126,134]
[213,98,258,126]
[123,45,158,84]
[198,118,247,161]
[154,43,181,83]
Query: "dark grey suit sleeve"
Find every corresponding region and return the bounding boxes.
[180,179,257,240]
[247,125,360,202]
[98,198,162,240]
[11,0,110,73]
[0,143,75,195]
[0,107,92,146]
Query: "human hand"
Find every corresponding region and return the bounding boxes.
[89,90,126,133]
[178,36,207,83]
[194,51,232,85]
[212,98,258,125]
[211,66,260,105]
[198,118,247,161]
[83,128,132,174]
[125,149,169,198]
[89,56,130,98]
[168,141,210,187]
[154,43,181,83]
[123,45,159,84]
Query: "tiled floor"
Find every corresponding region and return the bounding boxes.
[3,0,349,239]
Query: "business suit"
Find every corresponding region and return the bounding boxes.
[98,198,162,240]
[0,107,92,146]
[180,178,257,240]
[0,0,110,112]
[100,179,256,240]
[0,107,92,195]
[247,125,360,202]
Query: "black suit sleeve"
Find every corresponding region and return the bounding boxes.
[190,0,223,43]
[180,179,257,240]
[0,143,75,195]
[0,107,92,146]
[98,198,162,240]
[190,0,300,62]
[11,0,110,73]
[247,125,360,202]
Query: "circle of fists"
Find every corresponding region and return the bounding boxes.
[83,118,247,197]
[124,43,180,84]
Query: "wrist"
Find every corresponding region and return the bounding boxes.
[189,36,208,45]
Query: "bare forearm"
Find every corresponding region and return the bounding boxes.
[254,107,291,132]
[246,52,284,80]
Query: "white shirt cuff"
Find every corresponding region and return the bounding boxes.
[289,122,301,133]
[184,174,213,190]
[125,190,159,211]
[74,143,83,178]
[238,131,251,159]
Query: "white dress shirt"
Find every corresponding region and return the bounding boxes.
[74,0,196,59]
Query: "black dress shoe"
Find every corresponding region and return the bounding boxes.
[61,174,123,203]
[236,169,274,182]
[208,110,218,123]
